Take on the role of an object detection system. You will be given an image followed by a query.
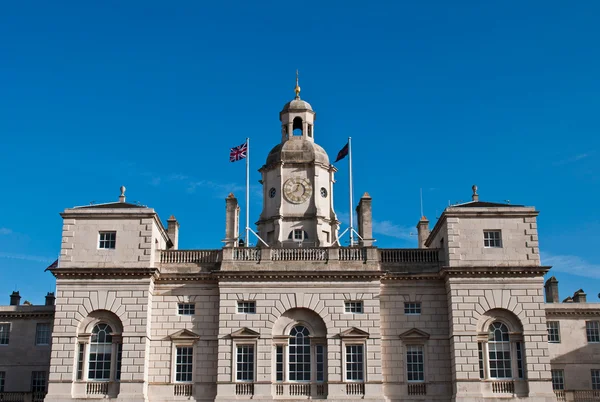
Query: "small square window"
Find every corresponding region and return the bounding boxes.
[177,303,195,315]
[0,324,9,345]
[344,301,363,314]
[237,301,256,314]
[551,369,564,390]
[592,369,600,390]
[35,323,51,346]
[547,321,560,343]
[98,231,116,249]
[404,302,421,315]
[483,230,502,248]
[587,321,600,343]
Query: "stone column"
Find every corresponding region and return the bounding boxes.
[356,193,374,247]
[224,193,240,247]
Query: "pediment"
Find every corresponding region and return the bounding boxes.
[339,327,370,339]
[168,329,200,341]
[230,327,260,339]
[399,328,430,341]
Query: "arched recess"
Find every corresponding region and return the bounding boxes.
[292,117,303,136]
[76,310,124,386]
[272,308,327,337]
[476,308,528,394]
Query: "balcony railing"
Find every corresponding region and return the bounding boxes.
[554,390,600,401]
[274,383,327,398]
[346,383,365,396]
[272,248,327,261]
[86,382,109,395]
[160,249,221,264]
[408,382,427,395]
[173,383,193,396]
[339,247,366,261]
[379,248,439,263]
[235,383,254,396]
[491,380,514,394]
[234,248,261,261]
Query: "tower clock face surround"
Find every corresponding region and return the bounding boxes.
[283,177,312,204]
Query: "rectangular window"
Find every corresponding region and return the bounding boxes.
[237,301,256,314]
[293,229,303,241]
[175,346,193,382]
[35,323,51,345]
[0,371,5,392]
[177,303,195,315]
[88,341,111,380]
[31,371,46,392]
[236,345,254,382]
[551,369,564,390]
[76,343,85,380]
[344,301,363,314]
[0,323,10,345]
[345,344,364,381]
[488,342,512,379]
[516,342,524,379]
[316,345,325,382]
[478,342,484,379]
[406,345,425,382]
[404,302,422,315]
[547,321,561,343]
[116,343,123,381]
[483,230,502,248]
[98,231,116,249]
[275,345,284,382]
[592,369,600,390]
[587,321,600,343]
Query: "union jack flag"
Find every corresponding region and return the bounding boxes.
[229,141,247,162]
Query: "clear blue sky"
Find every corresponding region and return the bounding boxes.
[0,1,598,305]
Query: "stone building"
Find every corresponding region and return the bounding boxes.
[0,86,599,402]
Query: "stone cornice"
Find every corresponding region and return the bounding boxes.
[215,271,384,281]
[440,266,550,278]
[545,306,600,316]
[49,267,158,279]
[0,310,54,319]
[382,273,441,281]
[155,273,216,283]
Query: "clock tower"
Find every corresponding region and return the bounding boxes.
[257,78,339,247]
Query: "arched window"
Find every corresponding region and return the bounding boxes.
[292,117,303,136]
[478,319,525,381]
[89,324,113,380]
[289,326,311,381]
[487,322,511,379]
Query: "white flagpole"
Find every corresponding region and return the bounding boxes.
[246,137,250,247]
[348,137,354,247]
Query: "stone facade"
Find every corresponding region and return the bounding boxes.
[1,90,599,402]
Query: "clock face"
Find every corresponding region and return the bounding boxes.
[283,177,312,204]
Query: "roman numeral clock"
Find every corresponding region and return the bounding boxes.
[283,177,312,204]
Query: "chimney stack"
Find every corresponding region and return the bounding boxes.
[472,185,479,202]
[573,289,587,303]
[224,193,240,248]
[356,193,374,247]
[45,292,56,306]
[10,291,21,306]
[167,216,180,250]
[416,216,430,249]
[544,276,559,303]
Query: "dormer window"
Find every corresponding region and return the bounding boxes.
[288,229,308,242]
[98,232,116,249]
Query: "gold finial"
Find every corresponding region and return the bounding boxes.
[294,69,301,99]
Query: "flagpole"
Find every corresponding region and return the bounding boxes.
[246,137,250,247]
[348,137,354,247]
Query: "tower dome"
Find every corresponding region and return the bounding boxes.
[265,139,329,167]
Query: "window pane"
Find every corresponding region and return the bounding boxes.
[0,324,10,345]
[406,345,424,382]
[88,324,112,380]
[404,302,422,315]
[31,371,46,392]
[552,370,564,390]
[488,322,512,379]
[346,344,364,381]
[237,301,256,314]
[586,321,600,343]
[0,371,5,392]
[592,370,600,390]
[344,301,363,314]
[236,345,254,382]
[289,326,311,382]
[35,323,51,345]
[177,303,195,315]
[175,347,193,382]
[547,321,560,343]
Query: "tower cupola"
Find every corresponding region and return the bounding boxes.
[279,71,316,143]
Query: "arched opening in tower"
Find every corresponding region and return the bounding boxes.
[292,117,303,136]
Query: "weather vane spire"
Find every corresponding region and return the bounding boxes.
[295,69,301,99]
